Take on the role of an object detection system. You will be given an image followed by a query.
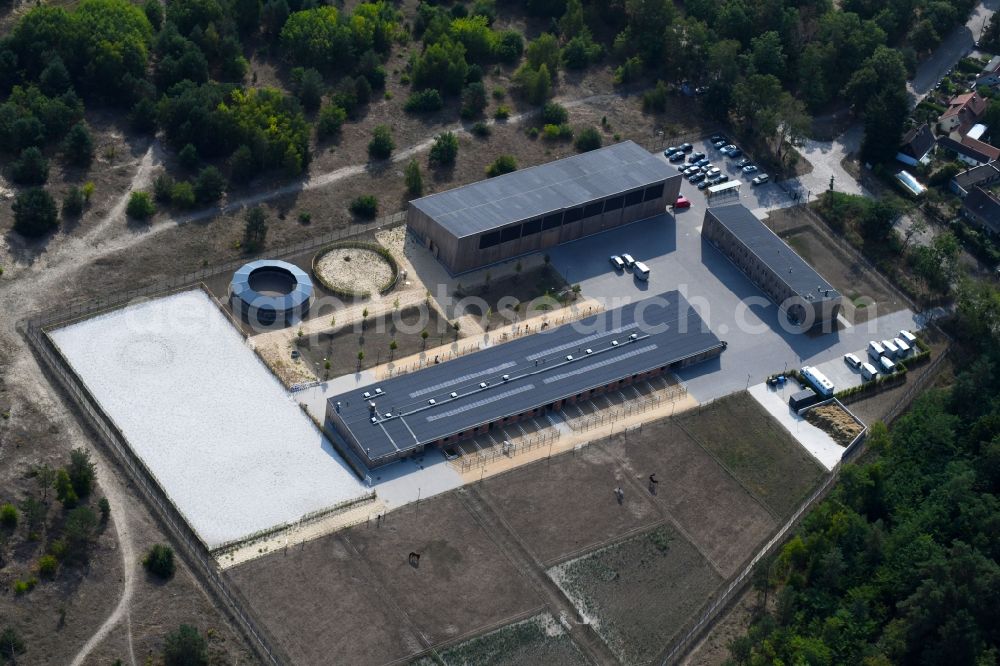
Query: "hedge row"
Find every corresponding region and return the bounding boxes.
[311,241,400,300]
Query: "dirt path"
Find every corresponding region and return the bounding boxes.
[68,467,138,666]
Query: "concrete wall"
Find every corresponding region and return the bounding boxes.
[407,175,681,275]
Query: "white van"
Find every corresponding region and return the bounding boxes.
[861,362,878,381]
[899,330,917,345]
[868,341,885,361]
[879,356,896,374]
[881,339,899,358]
[633,261,650,281]
[893,337,911,356]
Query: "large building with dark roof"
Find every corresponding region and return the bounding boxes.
[406,141,681,274]
[326,293,725,468]
[703,204,842,330]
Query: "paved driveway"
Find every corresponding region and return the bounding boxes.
[548,213,921,404]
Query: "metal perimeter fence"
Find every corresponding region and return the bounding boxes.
[658,348,953,664]
[23,211,407,331]
[18,320,288,665]
[563,384,688,432]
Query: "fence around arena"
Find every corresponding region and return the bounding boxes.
[451,430,562,473]
[562,384,687,432]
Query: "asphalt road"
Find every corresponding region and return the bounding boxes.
[908,0,1000,103]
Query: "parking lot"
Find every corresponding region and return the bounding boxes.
[547,203,921,404]
[658,136,795,216]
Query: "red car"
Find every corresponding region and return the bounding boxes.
[674,196,691,209]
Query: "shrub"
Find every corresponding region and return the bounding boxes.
[542,123,573,141]
[403,88,443,113]
[492,87,505,100]
[0,503,17,528]
[143,544,176,579]
[540,101,568,125]
[68,448,96,498]
[494,105,511,120]
[368,125,394,160]
[153,174,175,202]
[429,132,459,166]
[486,154,517,177]
[178,143,199,170]
[289,66,324,111]
[126,191,156,220]
[98,497,111,524]
[13,188,59,238]
[0,626,26,660]
[642,80,669,112]
[243,207,268,252]
[164,625,207,666]
[12,578,37,595]
[405,159,423,197]
[575,126,602,152]
[63,506,97,560]
[63,122,94,167]
[62,187,86,218]
[614,56,643,84]
[9,147,49,186]
[170,181,196,209]
[494,30,524,64]
[36,554,58,578]
[349,195,378,219]
[471,121,491,137]
[316,104,347,140]
[460,81,487,118]
[193,166,226,204]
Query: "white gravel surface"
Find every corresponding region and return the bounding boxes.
[314,246,393,295]
[50,289,367,548]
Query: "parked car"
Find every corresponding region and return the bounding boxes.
[742,165,759,175]
[697,180,711,189]
[714,173,729,183]
[687,151,706,163]
[720,145,737,156]
[609,255,625,271]
[688,171,706,183]
[674,196,691,209]
[712,139,728,149]
[683,165,701,176]
[726,147,743,158]
[705,167,721,179]
[751,174,770,185]
[669,152,686,162]
[633,261,650,280]
[861,362,878,381]
[680,143,693,152]
[710,133,727,143]
[695,157,711,167]
[736,157,753,168]
[664,146,681,156]
[621,253,636,268]
[844,353,862,369]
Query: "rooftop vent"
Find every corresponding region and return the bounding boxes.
[384,412,392,419]
[630,333,638,340]
[612,340,619,346]
[585,348,593,354]
[502,374,510,381]
[450,391,458,398]
[363,391,371,399]
[566,354,573,360]
[370,416,378,424]
[480,382,488,389]
[374,388,383,395]
[428,399,436,405]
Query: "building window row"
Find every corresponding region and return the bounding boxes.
[477,183,664,250]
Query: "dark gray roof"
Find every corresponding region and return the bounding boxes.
[899,124,935,160]
[953,162,1000,190]
[230,260,313,311]
[410,141,675,239]
[328,293,724,465]
[963,187,1000,234]
[707,204,839,302]
[939,136,996,164]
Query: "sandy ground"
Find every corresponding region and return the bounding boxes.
[314,246,395,295]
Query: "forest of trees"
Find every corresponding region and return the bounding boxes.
[728,280,1000,665]
[0,0,982,227]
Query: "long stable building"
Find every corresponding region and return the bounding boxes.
[702,204,842,330]
[326,293,725,468]
[407,141,681,274]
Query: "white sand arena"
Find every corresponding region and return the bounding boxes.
[50,289,367,548]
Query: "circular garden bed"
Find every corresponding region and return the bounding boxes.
[312,242,399,299]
